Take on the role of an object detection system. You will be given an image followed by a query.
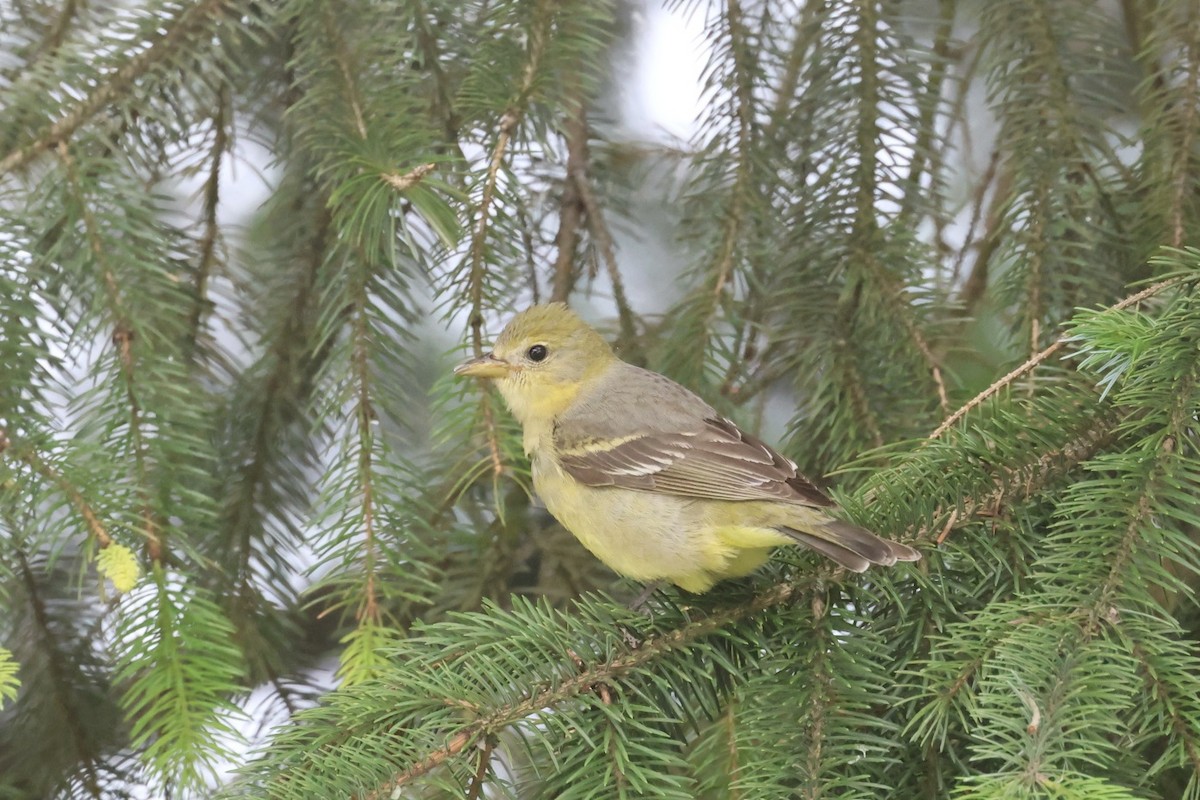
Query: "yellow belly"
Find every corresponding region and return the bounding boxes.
[531,454,793,593]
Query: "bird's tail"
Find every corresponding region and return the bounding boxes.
[781,519,920,573]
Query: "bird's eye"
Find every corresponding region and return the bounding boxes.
[526,344,548,362]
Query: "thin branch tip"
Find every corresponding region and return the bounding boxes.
[382,162,437,192]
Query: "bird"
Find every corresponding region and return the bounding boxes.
[454,303,920,593]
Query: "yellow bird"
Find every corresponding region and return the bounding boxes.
[455,303,919,593]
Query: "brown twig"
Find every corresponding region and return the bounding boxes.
[550,81,587,303]
[1130,640,1200,778]
[515,202,541,303]
[465,736,494,800]
[1,432,113,549]
[186,90,229,364]
[28,0,82,65]
[954,150,1004,307]
[464,3,555,478]
[57,143,161,561]
[896,0,958,231]
[0,0,232,177]
[381,162,436,192]
[362,582,801,797]
[913,414,1113,547]
[469,109,519,355]
[322,6,369,139]
[352,292,381,624]
[573,170,638,349]
[709,0,753,303]
[928,274,1194,441]
[935,508,958,546]
[1167,4,1199,248]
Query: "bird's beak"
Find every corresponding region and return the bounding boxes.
[453,353,513,379]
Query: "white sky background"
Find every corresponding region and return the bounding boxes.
[623,2,708,142]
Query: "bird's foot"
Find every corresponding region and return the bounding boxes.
[628,580,666,615]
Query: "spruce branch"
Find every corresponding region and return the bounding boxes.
[1167,2,1199,248]
[468,110,520,353]
[0,0,235,177]
[1024,187,1047,356]
[707,0,753,305]
[896,0,957,231]
[359,583,800,798]
[915,414,1115,548]
[463,0,557,482]
[832,312,886,449]
[1087,359,1198,633]
[858,251,950,411]
[1130,640,1200,778]
[12,547,105,798]
[954,150,1005,309]
[223,203,330,593]
[516,202,542,303]
[573,154,638,350]
[550,84,587,303]
[321,3,370,140]
[381,162,436,192]
[0,433,113,549]
[928,273,1197,440]
[248,403,1114,796]
[722,703,742,800]
[186,89,229,365]
[850,0,882,244]
[351,279,381,628]
[57,143,162,562]
[761,0,824,143]
[800,604,831,800]
[465,734,494,800]
[28,0,84,65]
[411,0,461,145]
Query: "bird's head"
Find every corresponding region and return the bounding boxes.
[454,303,616,425]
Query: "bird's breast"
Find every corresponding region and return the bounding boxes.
[530,451,703,583]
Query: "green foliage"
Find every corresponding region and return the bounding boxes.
[113,565,245,790]
[0,648,18,707]
[1,0,1200,798]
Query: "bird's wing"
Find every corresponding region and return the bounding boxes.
[553,366,833,507]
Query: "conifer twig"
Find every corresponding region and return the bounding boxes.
[13,548,106,796]
[57,143,161,561]
[708,0,753,303]
[353,406,1113,796]
[362,582,801,797]
[550,84,586,303]
[0,432,114,549]
[186,91,229,363]
[464,1,554,480]
[322,6,369,139]
[1168,19,1199,249]
[0,0,233,177]
[953,150,1003,305]
[928,274,1194,441]
[573,168,638,350]
[352,294,381,625]
[1130,641,1200,778]
[913,413,1115,546]
[381,162,436,192]
[465,736,493,800]
[29,0,83,63]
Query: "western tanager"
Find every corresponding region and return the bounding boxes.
[455,303,919,593]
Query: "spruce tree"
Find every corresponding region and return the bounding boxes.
[1,0,1199,797]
